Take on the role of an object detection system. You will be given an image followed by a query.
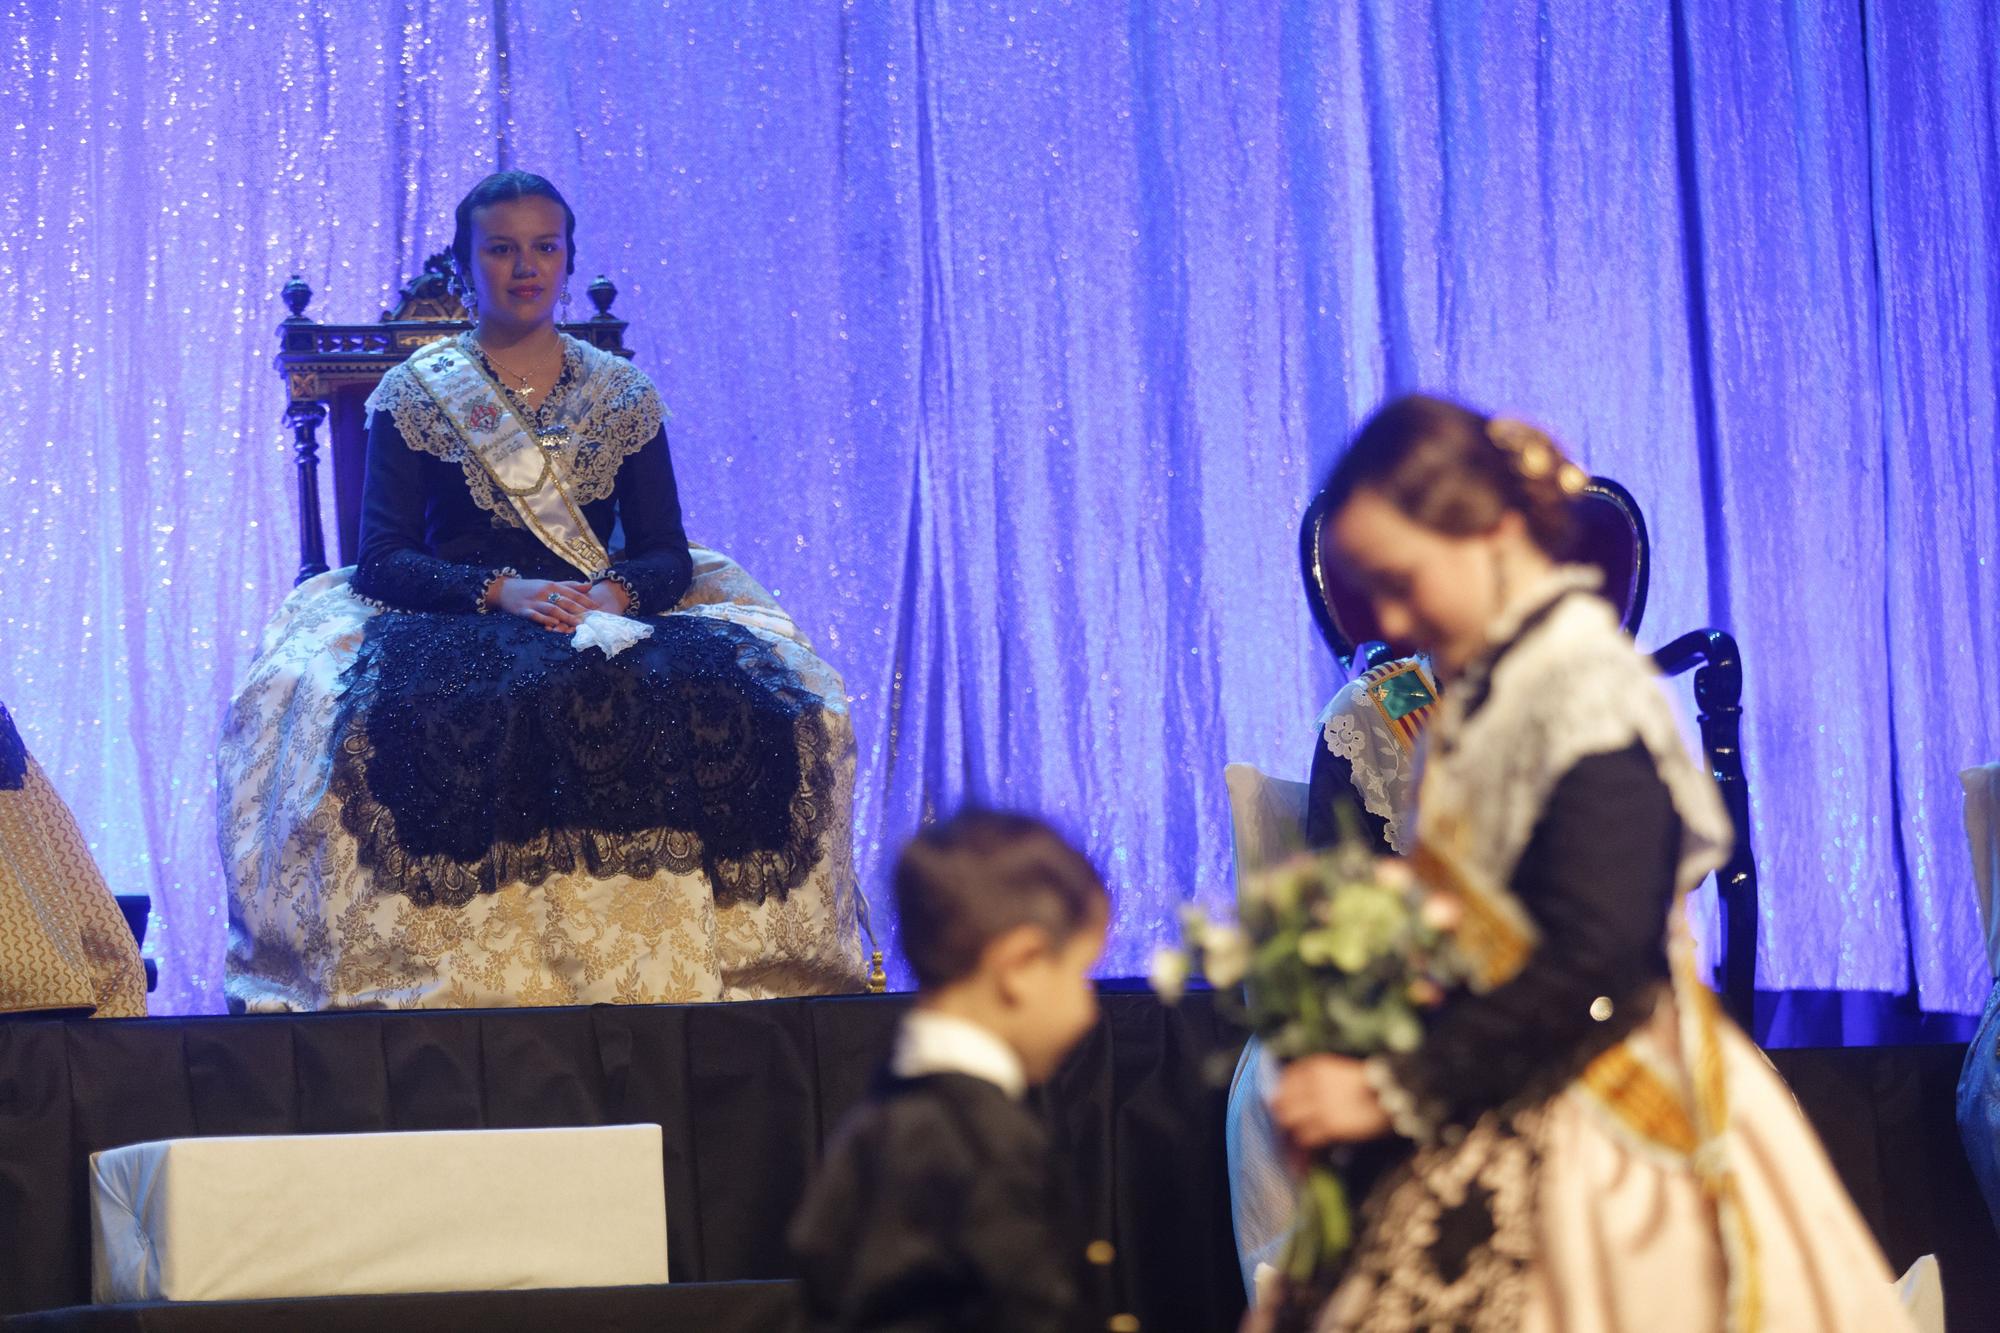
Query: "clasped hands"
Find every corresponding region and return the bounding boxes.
[488,576,630,631]
[1268,1053,1392,1154]
[1269,874,1457,1154]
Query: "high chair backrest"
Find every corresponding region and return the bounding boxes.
[1298,475,1651,669]
[272,254,633,585]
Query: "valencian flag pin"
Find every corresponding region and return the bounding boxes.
[1362,659,1440,750]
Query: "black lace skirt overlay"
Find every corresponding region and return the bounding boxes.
[0,702,26,791]
[329,611,834,910]
[1340,1107,1544,1331]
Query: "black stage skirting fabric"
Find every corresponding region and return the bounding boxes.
[0,991,1242,1331]
[1766,1043,2000,1330]
[1,1283,798,1333]
[2,991,1995,1331]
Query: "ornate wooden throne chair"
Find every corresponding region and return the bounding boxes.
[273,255,632,582]
[1298,478,1761,1023]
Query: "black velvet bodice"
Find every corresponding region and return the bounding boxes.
[1382,599,1684,1131]
[349,410,694,614]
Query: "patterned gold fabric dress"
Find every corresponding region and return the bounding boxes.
[0,703,146,1017]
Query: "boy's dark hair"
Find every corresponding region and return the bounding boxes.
[1319,392,1578,557]
[450,170,578,286]
[894,809,1107,990]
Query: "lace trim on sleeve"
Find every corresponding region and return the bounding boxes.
[596,567,642,616]
[1367,1055,1452,1145]
[475,567,519,613]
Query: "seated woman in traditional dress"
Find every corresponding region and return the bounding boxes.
[0,701,147,1017]
[1257,395,1908,1331]
[1227,656,1438,1301]
[220,171,866,1010]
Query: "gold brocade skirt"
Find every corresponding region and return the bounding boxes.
[219,552,869,1011]
[0,752,146,1017]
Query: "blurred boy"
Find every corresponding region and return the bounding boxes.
[788,809,1114,1333]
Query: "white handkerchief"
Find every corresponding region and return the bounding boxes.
[572,610,654,658]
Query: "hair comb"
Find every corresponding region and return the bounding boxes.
[1487,417,1588,497]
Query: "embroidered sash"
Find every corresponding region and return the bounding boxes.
[1361,658,1440,751]
[406,338,611,577]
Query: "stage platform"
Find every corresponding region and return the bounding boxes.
[1,1283,799,1332]
[2,990,1993,1331]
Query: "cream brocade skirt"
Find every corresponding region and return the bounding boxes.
[1317,1000,1914,1333]
[219,547,867,1011]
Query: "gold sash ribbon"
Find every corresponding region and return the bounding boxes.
[406,338,611,577]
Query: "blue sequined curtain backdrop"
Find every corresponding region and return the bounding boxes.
[1,1,1992,1014]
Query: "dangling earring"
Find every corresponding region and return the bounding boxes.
[461,284,478,317]
[559,284,572,318]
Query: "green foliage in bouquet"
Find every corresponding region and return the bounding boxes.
[1150,825,1465,1285]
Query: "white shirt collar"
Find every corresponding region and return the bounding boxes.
[890,1009,1028,1101]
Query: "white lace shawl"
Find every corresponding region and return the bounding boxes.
[1317,672,1425,855]
[1366,570,1737,1145]
[364,332,665,527]
[1418,569,1733,932]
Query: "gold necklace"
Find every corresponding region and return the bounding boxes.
[477,340,559,401]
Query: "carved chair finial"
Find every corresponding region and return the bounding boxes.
[281,274,314,322]
[382,251,470,323]
[587,274,617,320]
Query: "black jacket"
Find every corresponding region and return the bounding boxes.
[788,1071,1112,1333]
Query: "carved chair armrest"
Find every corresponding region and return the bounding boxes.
[1652,629,1741,708]
[1649,627,1757,1026]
